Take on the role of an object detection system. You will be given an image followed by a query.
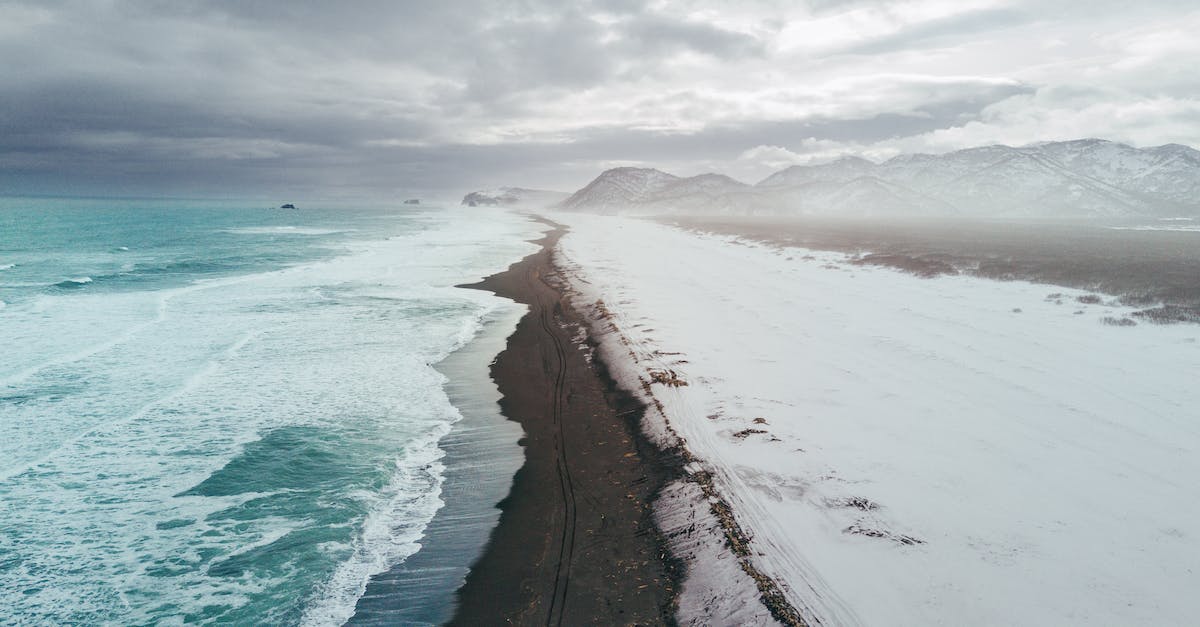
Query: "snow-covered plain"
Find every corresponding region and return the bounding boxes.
[552,213,1200,626]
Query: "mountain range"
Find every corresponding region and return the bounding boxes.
[548,139,1200,218]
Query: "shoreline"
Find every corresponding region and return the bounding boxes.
[348,305,526,625]
[448,221,684,625]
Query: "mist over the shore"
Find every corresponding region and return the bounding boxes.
[2,1,1199,199]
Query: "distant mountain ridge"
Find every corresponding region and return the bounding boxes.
[461,187,568,208]
[556,168,751,213]
[555,139,1200,218]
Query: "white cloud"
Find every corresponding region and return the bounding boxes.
[904,90,1200,152]
[738,139,865,168]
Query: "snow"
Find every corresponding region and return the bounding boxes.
[654,479,780,626]
[557,139,1200,218]
[459,187,568,208]
[552,213,1200,626]
[558,167,683,211]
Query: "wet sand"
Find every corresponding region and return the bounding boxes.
[349,306,526,625]
[447,223,682,626]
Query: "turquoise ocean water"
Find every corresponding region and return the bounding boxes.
[0,199,537,624]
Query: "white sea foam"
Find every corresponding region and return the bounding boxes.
[1109,225,1200,232]
[225,226,352,235]
[299,427,451,627]
[0,272,264,393]
[0,263,14,271]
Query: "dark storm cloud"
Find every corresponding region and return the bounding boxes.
[617,13,764,58]
[0,0,1196,198]
[0,0,773,197]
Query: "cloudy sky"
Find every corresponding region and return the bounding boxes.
[2,0,1198,200]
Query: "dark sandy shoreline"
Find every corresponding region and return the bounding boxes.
[349,305,525,625]
[445,222,683,625]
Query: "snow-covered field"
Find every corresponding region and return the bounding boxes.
[552,213,1200,626]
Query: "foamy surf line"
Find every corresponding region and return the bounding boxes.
[346,300,531,626]
[225,226,353,235]
[300,427,451,627]
[301,305,502,625]
[1109,225,1200,232]
[295,215,546,624]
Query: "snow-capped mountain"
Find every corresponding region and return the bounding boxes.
[557,167,754,214]
[768,176,956,217]
[556,167,682,212]
[460,187,568,208]
[757,156,876,188]
[556,139,1200,218]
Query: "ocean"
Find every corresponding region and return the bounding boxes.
[0,199,538,625]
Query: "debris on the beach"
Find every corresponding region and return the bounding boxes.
[648,369,688,387]
[826,496,879,511]
[843,522,924,546]
[1133,304,1200,324]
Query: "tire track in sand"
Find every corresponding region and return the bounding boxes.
[536,266,578,627]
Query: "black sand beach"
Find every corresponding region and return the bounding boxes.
[445,223,682,625]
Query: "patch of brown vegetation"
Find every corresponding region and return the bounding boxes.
[649,369,688,387]
[592,299,613,320]
[850,252,960,278]
[1132,305,1200,324]
[827,496,879,511]
[843,522,923,545]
